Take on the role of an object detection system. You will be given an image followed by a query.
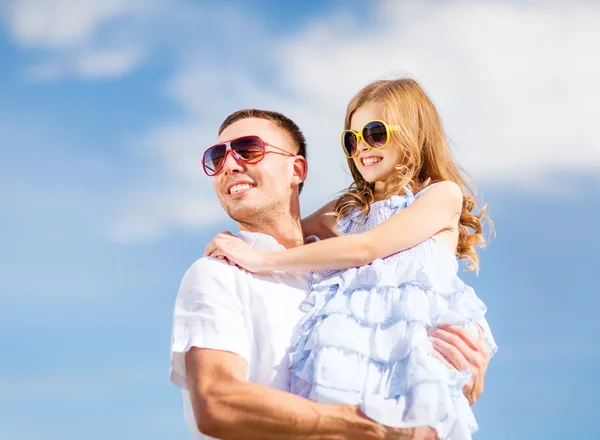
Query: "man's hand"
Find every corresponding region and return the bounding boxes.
[428,324,489,405]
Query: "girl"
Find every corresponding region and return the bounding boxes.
[205,78,497,439]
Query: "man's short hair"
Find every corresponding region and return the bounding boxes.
[219,109,307,193]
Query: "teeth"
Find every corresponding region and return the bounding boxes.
[229,183,254,194]
[362,157,382,165]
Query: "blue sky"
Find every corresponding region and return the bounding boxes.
[1,1,599,439]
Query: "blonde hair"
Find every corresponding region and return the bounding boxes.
[334,78,491,271]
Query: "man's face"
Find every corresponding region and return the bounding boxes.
[212,118,300,225]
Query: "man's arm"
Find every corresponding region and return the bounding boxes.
[185,348,438,440]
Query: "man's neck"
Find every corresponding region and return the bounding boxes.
[238,217,304,249]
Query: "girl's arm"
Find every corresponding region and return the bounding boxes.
[260,181,462,272]
[207,181,463,273]
[301,200,339,240]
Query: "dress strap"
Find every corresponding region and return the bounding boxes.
[414,182,441,200]
[402,186,414,198]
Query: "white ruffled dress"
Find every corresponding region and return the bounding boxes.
[289,188,498,440]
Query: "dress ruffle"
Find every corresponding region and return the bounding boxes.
[289,258,494,439]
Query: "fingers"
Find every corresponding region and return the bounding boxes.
[384,426,438,440]
[204,242,215,256]
[204,237,224,257]
[463,384,477,406]
[204,232,235,256]
[429,333,471,371]
[473,323,490,358]
[430,327,477,363]
[208,250,223,260]
[414,427,440,440]
[204,237,218,256]
[209,251,237,267]
[436,325,479,351]
[429,325,488,406]
[205,236,232,257]
[431,349,457,371]
[475,323,486,346]
[440,324,490,367]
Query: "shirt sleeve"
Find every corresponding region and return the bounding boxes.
[170,257,251,390]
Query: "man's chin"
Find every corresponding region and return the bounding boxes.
[224,200,260,223]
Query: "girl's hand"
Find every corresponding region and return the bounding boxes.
[204,231,268,273]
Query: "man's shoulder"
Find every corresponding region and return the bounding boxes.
[186,255,238,274]
[178,256,246,297]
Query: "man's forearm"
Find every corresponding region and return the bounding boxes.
[191,377,438,440]
[186,347,437,440]
[191,377,385,439]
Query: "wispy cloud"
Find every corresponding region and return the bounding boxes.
[1,0,165,78]
[108,186,225,243]
[3,0,599,242]
[114,0,600,241]
[25,45,146,81]
[1,0,150,48]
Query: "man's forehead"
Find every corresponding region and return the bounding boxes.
[217,117,285,144]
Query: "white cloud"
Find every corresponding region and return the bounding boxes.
[25,45,146,80]
[1,0,150,48]
[6,0,596,240]
[111,0,600,241]
[108,187,225,243]
[75,45,146,78]
[1,0,164,78]
[276,0,600,188]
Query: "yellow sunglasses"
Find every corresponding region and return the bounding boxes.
[340,120,400,158]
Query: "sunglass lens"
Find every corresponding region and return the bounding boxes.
[363,121,388,148]
[342,131,358,157]
[203,145,226,175]
[231,136,265,162]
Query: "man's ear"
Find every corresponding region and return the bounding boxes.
[291,155,308,188]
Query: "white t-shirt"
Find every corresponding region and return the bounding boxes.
[170,231,309,440]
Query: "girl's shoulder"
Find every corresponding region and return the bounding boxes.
[371,181,462,210]
[379,181,463,219]
[413,180,462,201]
[334,181,463,234]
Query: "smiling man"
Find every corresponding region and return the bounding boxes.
[169,109,490,440]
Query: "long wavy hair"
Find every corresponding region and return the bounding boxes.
[334,78,491,271]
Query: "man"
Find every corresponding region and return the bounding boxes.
[170,109,491,439]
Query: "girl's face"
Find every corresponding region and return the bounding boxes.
[350,101,403,185]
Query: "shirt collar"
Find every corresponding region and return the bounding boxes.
[237,231,285,252]
[237,231,320,252]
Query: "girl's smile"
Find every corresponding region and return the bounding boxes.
[359,155,383,167]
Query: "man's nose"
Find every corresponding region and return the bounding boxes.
[221,150,244,175]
